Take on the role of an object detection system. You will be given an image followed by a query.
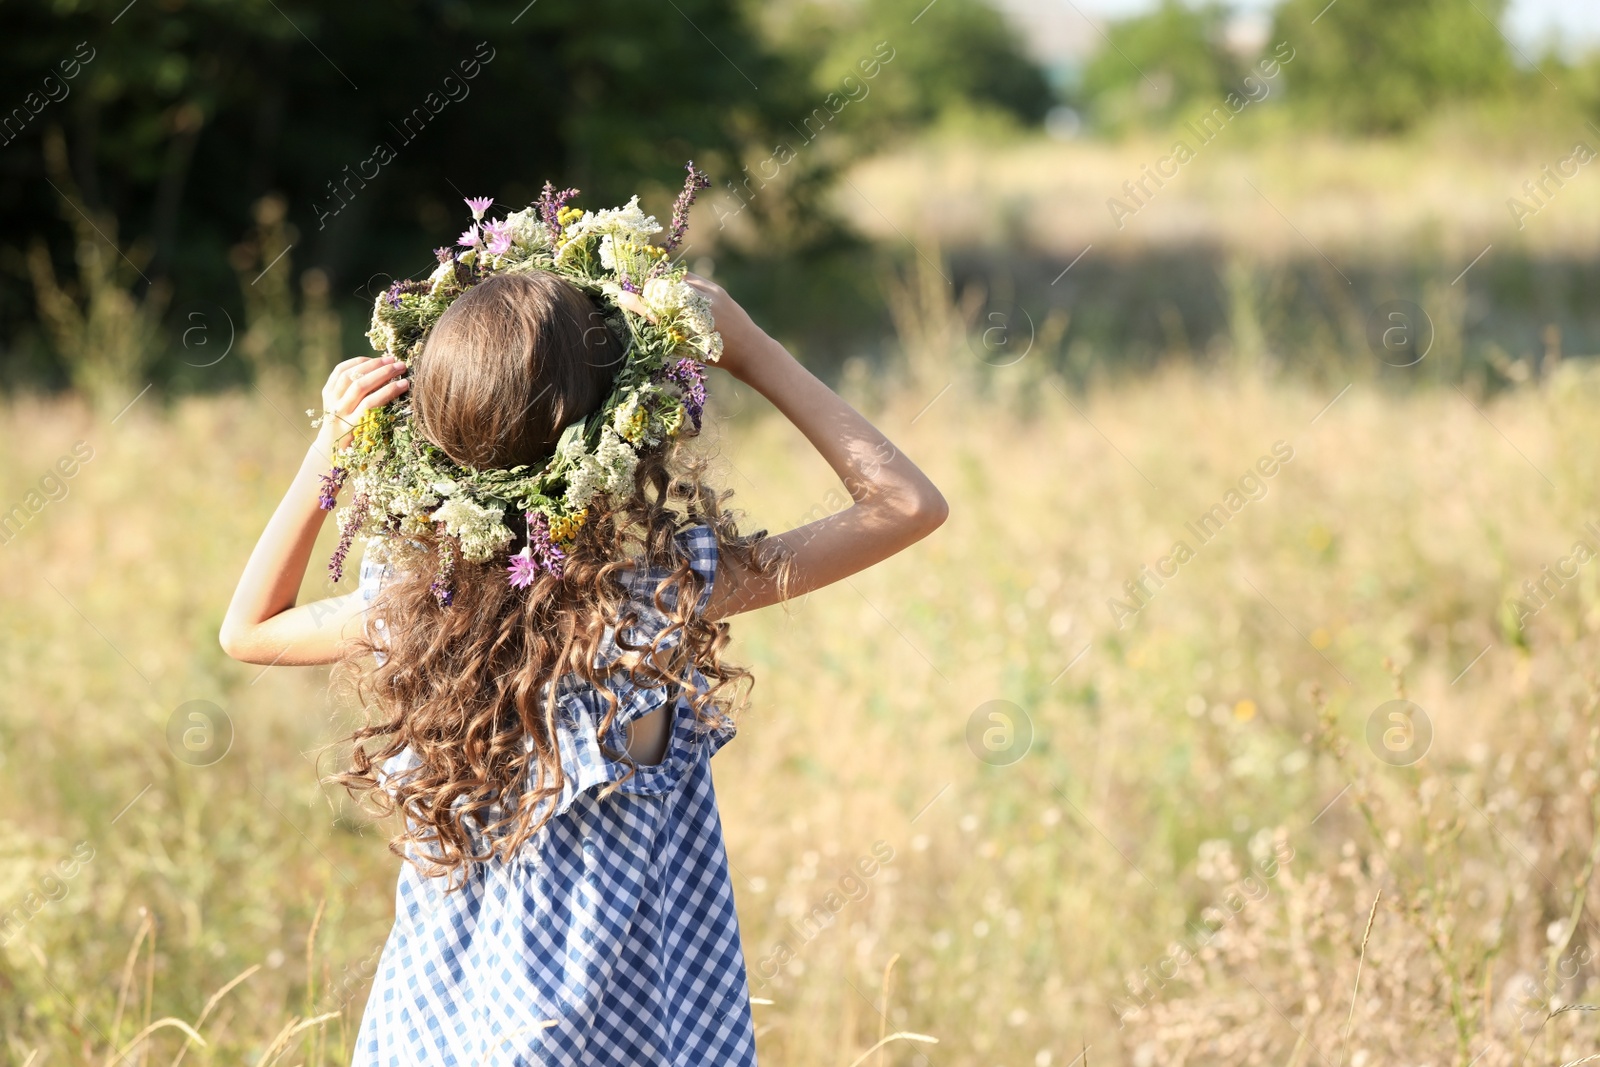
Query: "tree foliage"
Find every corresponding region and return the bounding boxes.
[1077,0,1248,129]
[775,0,1052,135]
[1077,0,1525,135]
[0,0,1048,387]
[1270,0,1515,131]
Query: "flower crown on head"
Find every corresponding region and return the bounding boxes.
[314,163,718,606]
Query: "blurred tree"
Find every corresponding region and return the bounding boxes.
[1271,0,1515,131]
[0,0,813,387]
[1077,0,1246,130]
[704,0,1050,369]
[768,0,1052,137]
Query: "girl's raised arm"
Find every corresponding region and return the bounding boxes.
[219,355,411,665]
[691,277,947,621]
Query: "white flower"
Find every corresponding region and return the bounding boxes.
[501,207,551,251]
[564,195,661,245]
[564,427,638,510]
[678,286,715,338]
[643,279,678,310]
[431,495,513,562]
[555,425,589,465]
[641,277,688,314]
[594,426,638,492]
[366,324,393,356]
[642,278,715,346]
[365,303,399,356]
[697,329,724,362]
[388,486,439,520]
[564,463,602,511]
[426,258,457,295]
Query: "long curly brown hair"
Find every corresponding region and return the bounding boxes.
[329,272,778,886]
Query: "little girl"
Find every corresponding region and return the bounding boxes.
[220,210,944,1064]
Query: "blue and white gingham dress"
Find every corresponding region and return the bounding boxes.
[350,525,757,1066]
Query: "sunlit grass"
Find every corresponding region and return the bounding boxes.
[5,290,1600,1064]
[844,119,1600,260]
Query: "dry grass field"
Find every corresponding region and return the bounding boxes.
[842,120,1600,261]
[5,255,1600,1067]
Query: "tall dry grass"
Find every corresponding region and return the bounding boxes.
[843,122,1600,261]
[3,262,1600,1066]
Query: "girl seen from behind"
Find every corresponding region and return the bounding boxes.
[221,183,945,1065]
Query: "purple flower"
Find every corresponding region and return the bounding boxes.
[664,161,711,255]
[661,358,707,431]
[328,492,369,583]
[507,512,566,589]
[506,548,538,589]
[431,531,456,607]
[383,279,428,305]
[482,219,512,256]
[318,466,347,510]
[457,225,480,248]
[434,246,454,264]
[537,180,580,234]
[465,196,494,221]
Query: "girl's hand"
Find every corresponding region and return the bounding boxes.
[317,354,409,451]
[683,273,769,383]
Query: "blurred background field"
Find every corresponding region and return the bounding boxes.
[7,0,1600,1063]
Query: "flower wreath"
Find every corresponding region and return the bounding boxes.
[314,163,718,606]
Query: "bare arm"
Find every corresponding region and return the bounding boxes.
[219,354,410,665]
[692,278,947,620]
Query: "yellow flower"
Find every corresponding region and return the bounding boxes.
[556,206,585,227]
[621,406,649,442]
[353,408,383,451]
[549,509,587,544]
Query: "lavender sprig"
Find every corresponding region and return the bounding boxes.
[507,512,566,588]
[318,466,348,510]
[663,161,710,255]
[328,492,369,583]
[431,531,457,607]
[537,181,580,235]
[660,359,707,431]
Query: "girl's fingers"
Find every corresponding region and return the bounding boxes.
[339,360,406,412]
[614,289,656,323]
[329,356,367,380]
[327,356,394,400]
[354,376,411,415]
